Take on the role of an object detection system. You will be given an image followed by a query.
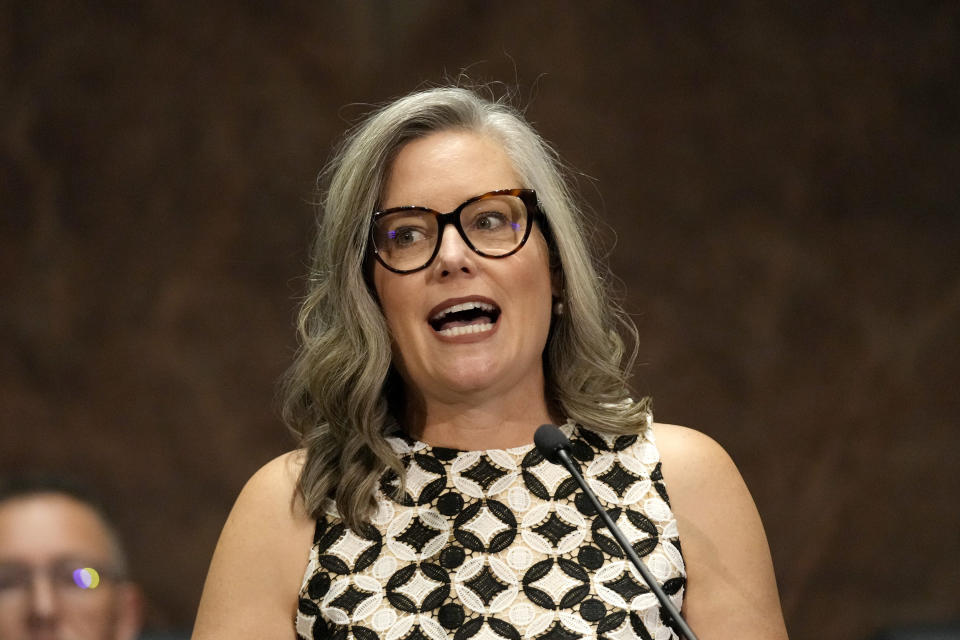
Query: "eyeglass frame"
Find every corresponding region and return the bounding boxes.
[0,560,124,601]
[369,188,545,274]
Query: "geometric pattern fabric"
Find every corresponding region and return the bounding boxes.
[296,421,685,640]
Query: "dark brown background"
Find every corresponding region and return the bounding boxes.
[2,2,958,638]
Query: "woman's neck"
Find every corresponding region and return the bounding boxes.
[402,389,560,451]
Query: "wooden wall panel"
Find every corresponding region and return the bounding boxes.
[2,2,958,637]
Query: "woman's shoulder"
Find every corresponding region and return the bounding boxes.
[237,449,307,507]
[650,421,718,447]
[648,422,754,531]
[192,450,315,639]
[649,423,789,637]
[651,422,737,479]
[218,448,313,559]
[224,449,316,552]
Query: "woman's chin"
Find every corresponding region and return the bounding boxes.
[436,371,502,397]
[423,359,510,399]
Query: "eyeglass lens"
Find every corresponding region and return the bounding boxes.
[373,192,530,272]
[0,562,112,598]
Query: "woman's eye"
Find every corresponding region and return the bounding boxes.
[389,227,425,247]
[473,211,507,230]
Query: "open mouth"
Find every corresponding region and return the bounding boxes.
[428,300,501,337]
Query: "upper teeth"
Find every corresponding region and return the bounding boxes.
[431,301,496,321]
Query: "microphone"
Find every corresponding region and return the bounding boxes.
[533,421,569,464]
[533,424,698,640]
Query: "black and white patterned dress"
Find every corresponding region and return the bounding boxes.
[296,421,686,640]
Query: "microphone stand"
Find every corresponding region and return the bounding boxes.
[552,446,699,640]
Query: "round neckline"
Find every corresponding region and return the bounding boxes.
[387,419,577,455]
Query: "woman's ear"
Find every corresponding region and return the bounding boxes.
[539,213,563,301]
[550,265,563,300]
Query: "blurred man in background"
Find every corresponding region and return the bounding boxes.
[0,476,142,640]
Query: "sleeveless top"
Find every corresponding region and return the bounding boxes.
[295,421,686,640]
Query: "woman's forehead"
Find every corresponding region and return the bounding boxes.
[382,130,519,211]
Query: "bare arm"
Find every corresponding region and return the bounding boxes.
[192,451,315,640]
[654,424,788,639]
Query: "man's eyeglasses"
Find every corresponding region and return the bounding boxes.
[0,561,121,600]
[370,188,544,274]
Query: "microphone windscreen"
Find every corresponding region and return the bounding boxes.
[534,424,570,464]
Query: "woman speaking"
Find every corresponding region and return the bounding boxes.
[193,86,788,640]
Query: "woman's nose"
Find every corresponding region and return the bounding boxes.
[433,224,475,277]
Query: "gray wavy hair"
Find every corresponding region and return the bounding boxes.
[281,86,651,530]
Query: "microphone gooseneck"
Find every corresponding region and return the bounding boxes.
[533,424,698,640]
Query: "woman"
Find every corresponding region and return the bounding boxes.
[193,87,788,639]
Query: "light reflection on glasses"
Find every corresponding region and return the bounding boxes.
[0,561,119,600]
